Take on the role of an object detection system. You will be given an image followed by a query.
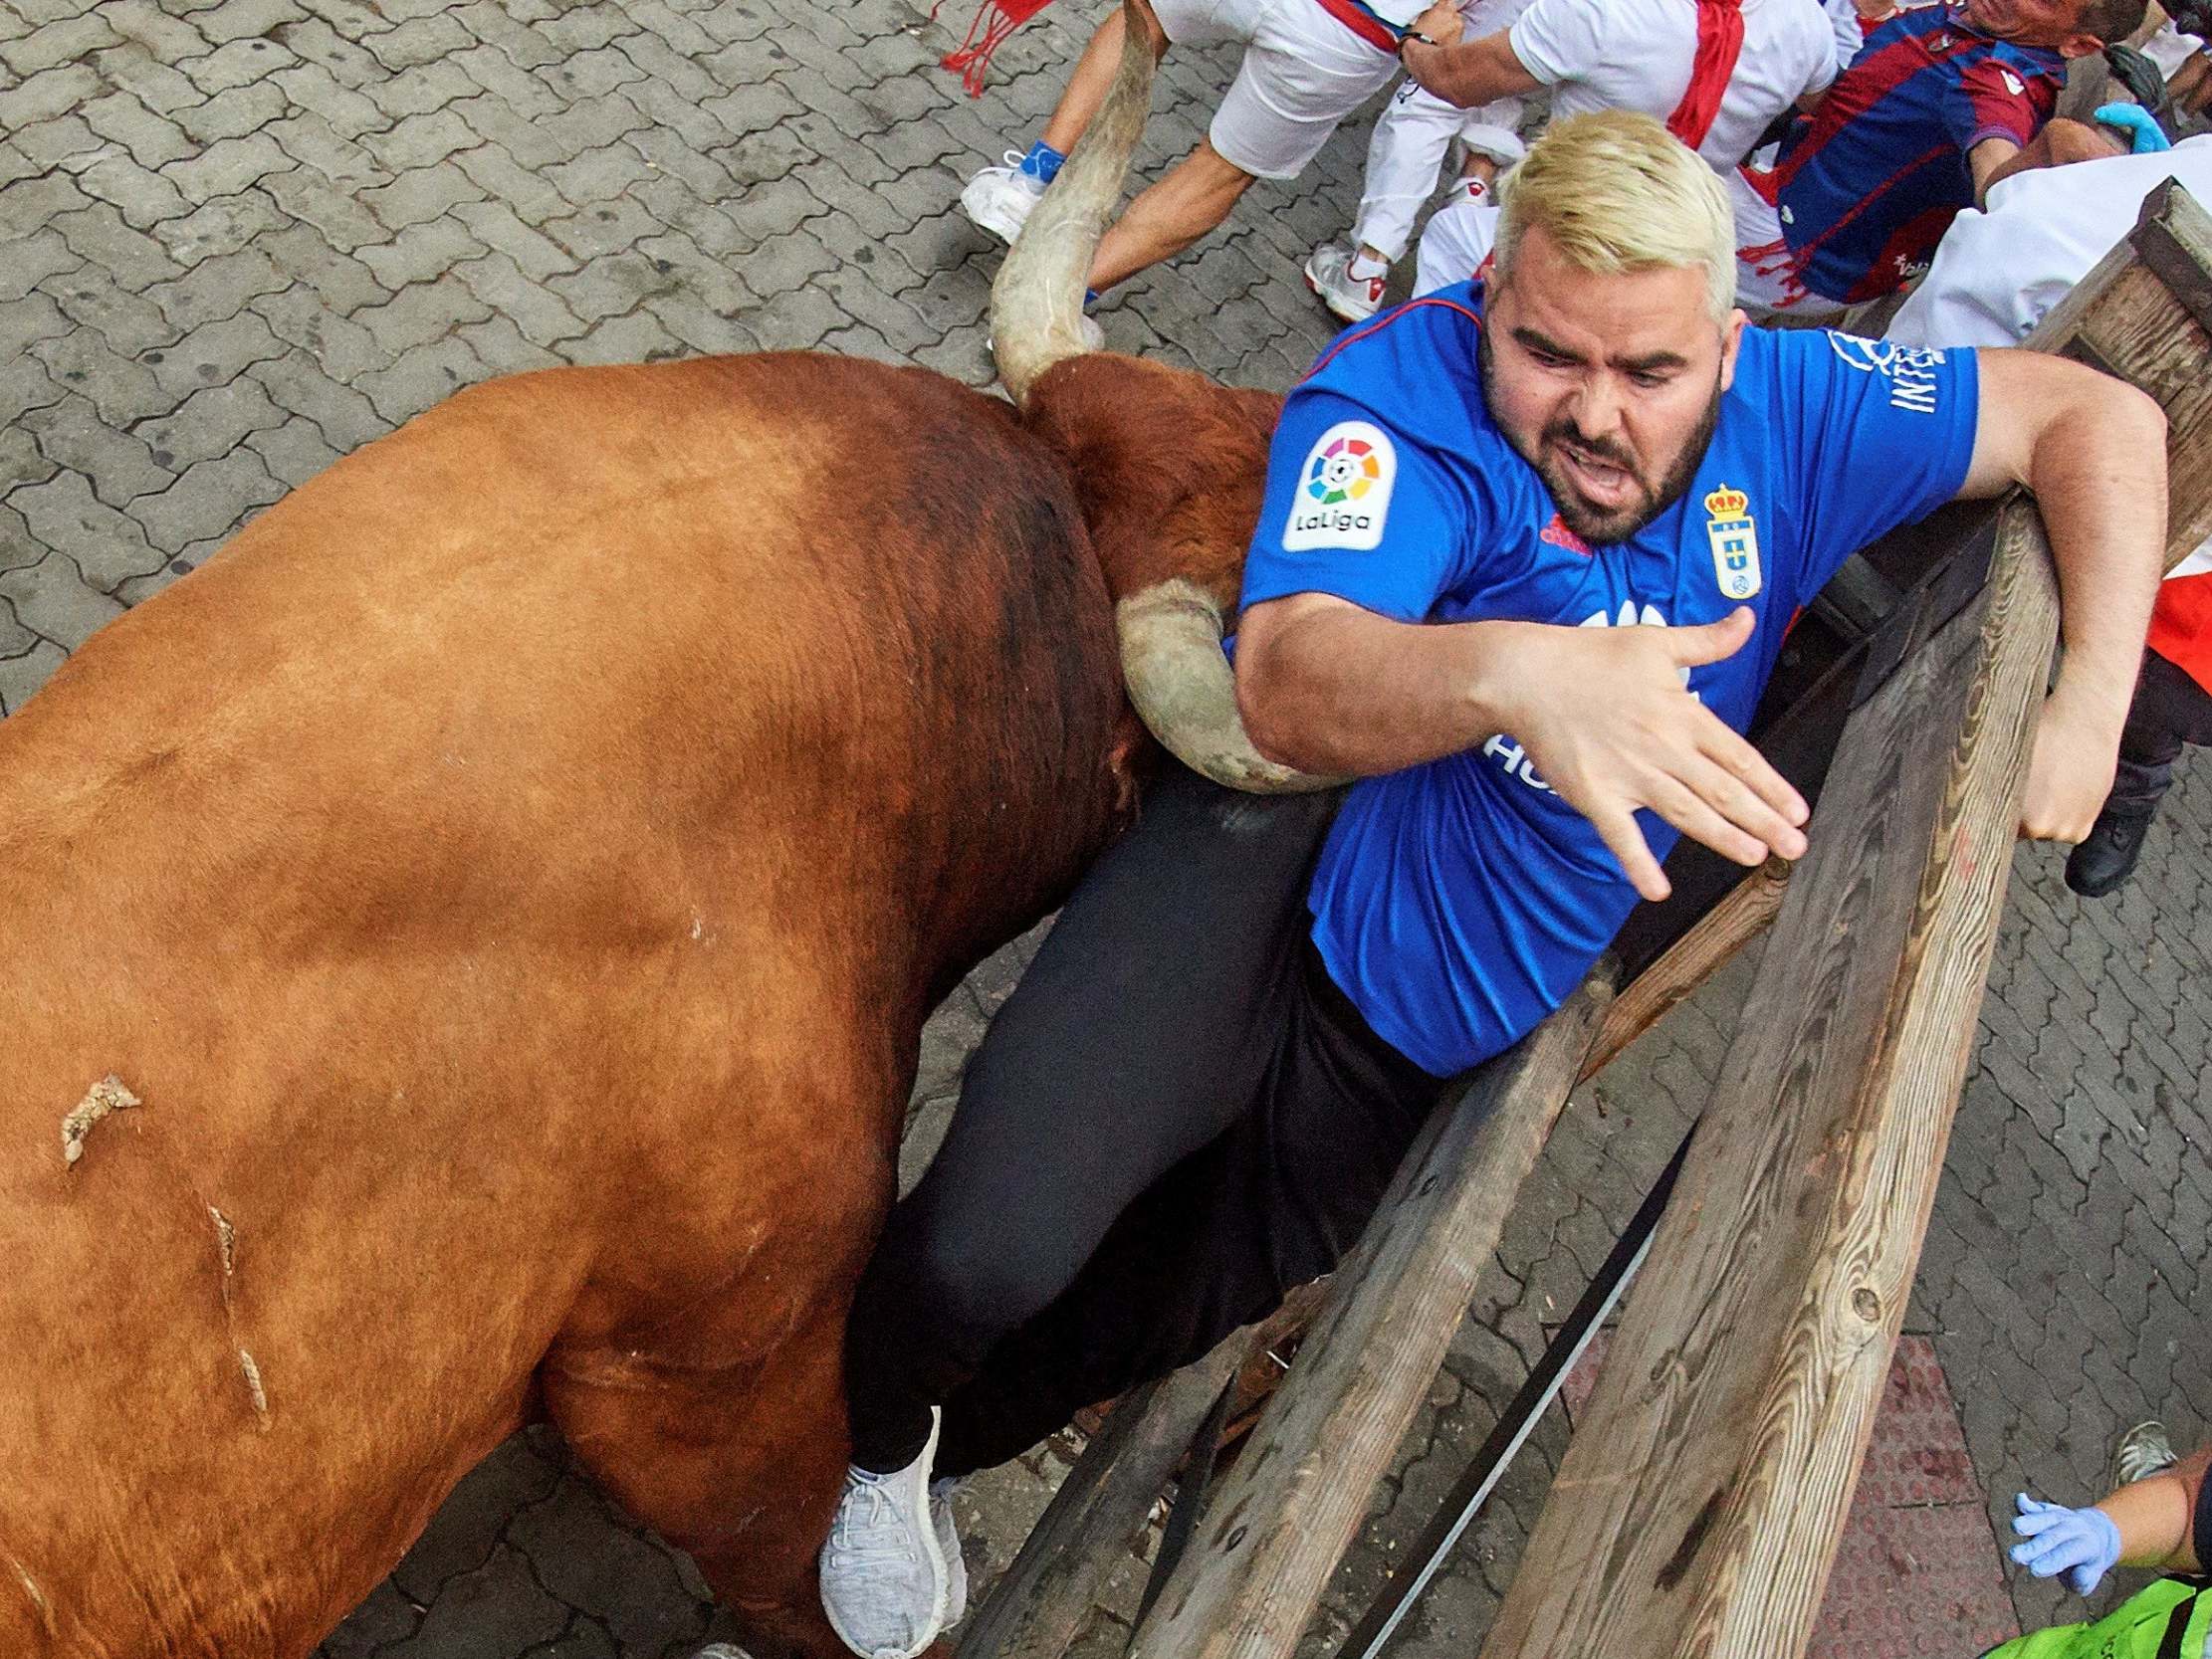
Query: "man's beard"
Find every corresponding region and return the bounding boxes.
[1478,327,1723,546]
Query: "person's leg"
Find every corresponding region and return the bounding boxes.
[1351,84,1473,266]
[959,0,1178,246]
[842,767,1347,1474]
[1088,140,1261,292]
[1095,0,1397,292]
[1412,185,1499,296]
[935,939,1447,1478]
[1039,0,1174,155]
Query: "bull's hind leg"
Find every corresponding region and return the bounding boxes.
[543,1298,858,1659]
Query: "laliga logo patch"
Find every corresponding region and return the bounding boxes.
[1704,484,1762,601]
[1282,421,1396,552]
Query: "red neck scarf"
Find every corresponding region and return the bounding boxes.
[1666,0,1747,151]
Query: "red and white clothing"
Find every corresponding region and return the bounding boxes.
[1887,135,2212,695]
[1506,0,1838,170]
[1351,0,1531,264]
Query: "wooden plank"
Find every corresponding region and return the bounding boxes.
[1123,970,1616,1659]
[1477,494,2058,1659]
[954,1338,1246,1659]
[1580,857,1790,1084]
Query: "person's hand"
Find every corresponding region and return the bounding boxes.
[2011,1494,2122,1595]
[2021,684,2125,843]
[1405,0,1461,49]
[2092,103,2172,154]
[1483,607,1809,902]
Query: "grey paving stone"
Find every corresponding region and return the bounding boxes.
[28,327,172,424]
[172,77,287,145]
[136,376,287,473]
[179,36,298,96]
[253,223,393,319]
[0,635,69,715]
[73,148,192,228]
[247,346,389,450]
[261,162,389,251]
[359,156,483,232]
[129,448,286,553]
[353,214,487,292]
[0,548,127,645]
[152,186,288,265]
[244,412,345,490]
[145,244,287,329]
[351,331,487,423]
[449,197,578,280]
[17,393,173,506]
[451,250,588,347]
[353,272,491,357]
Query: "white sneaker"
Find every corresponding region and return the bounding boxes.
[961,152,1048,245]
[931,1479,969,1628]
[2113,1419,2177,1488]
[819,1410,950,1659]
[1304,242,1387,323]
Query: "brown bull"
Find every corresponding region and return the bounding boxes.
[0,10,1300,1655]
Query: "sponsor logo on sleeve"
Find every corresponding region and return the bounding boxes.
[1282,421,1397,552]
[1827,333,1945,414]
[1703,484,1762,601]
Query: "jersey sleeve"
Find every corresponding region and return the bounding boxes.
[1776,331,1981,604]
[1505,0,1607,89]
[1945,55,2056,152]
[1240,386,1481,622]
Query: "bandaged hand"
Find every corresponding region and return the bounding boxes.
[2011,1494,2123,1596]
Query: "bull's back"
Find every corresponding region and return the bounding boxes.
[0,354,1128,1655]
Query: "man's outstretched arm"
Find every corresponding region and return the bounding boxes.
[1949,346,2167,839]
[1234,597,1809,902]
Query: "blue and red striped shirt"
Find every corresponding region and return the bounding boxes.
[1755,3,2063,304]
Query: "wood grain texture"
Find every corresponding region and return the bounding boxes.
[1123,971,1616,1659]
[954,1334,1248,1659]
[1476,499,2057,1659]
[1579,858,1792,1085]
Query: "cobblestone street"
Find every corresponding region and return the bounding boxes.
[2,0,2207,1653]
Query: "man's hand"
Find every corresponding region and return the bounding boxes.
[1405,0,1461,46]
[2171,48,2212,118]
[1484,607,1809,902]
[2022,683,2126,843]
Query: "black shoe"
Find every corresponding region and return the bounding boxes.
[2065,799,2156,898]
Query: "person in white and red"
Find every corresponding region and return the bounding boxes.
[1394,0,1839,296]
[954,0,1418,323]
[1888,123,2212,896]
[1301,0,1532,323]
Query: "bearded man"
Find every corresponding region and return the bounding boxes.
[816,109,2167,1659]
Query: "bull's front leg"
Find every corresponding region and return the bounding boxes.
[542,1294,859,1659]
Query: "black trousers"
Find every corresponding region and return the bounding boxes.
[2108,647,2212,812]
[843,765,1447,1478]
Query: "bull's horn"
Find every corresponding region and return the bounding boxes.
[989,0,1158,404]
[1117,579,1346,793]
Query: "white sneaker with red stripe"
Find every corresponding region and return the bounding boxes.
[1304,243,1388,323]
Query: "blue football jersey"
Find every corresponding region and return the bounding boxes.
[1240,287,1981,1077]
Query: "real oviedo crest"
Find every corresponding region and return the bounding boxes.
[1282,421,1397,552]
[1703,483,1761,601]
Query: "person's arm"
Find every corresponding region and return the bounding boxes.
[1235,596,1809,901]
[1951,347,2167,840]
[1970,119,2127,203]
[2100,1445,2206,1573]
[1399,4,1544,110]
[2011,1444,2207,1593]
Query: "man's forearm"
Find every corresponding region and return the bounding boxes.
[1236,599,1513,775]
[2030,383,2166,724]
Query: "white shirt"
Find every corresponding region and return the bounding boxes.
[1887,136,2212,350]
[1507,0,1838,171]
[1887,136,2212,581]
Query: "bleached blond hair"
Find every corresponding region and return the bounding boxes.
[1491,110,1738,325]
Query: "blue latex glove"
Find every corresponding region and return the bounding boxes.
[2093,103,2173,153]
[2011,1493,2124,1595]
